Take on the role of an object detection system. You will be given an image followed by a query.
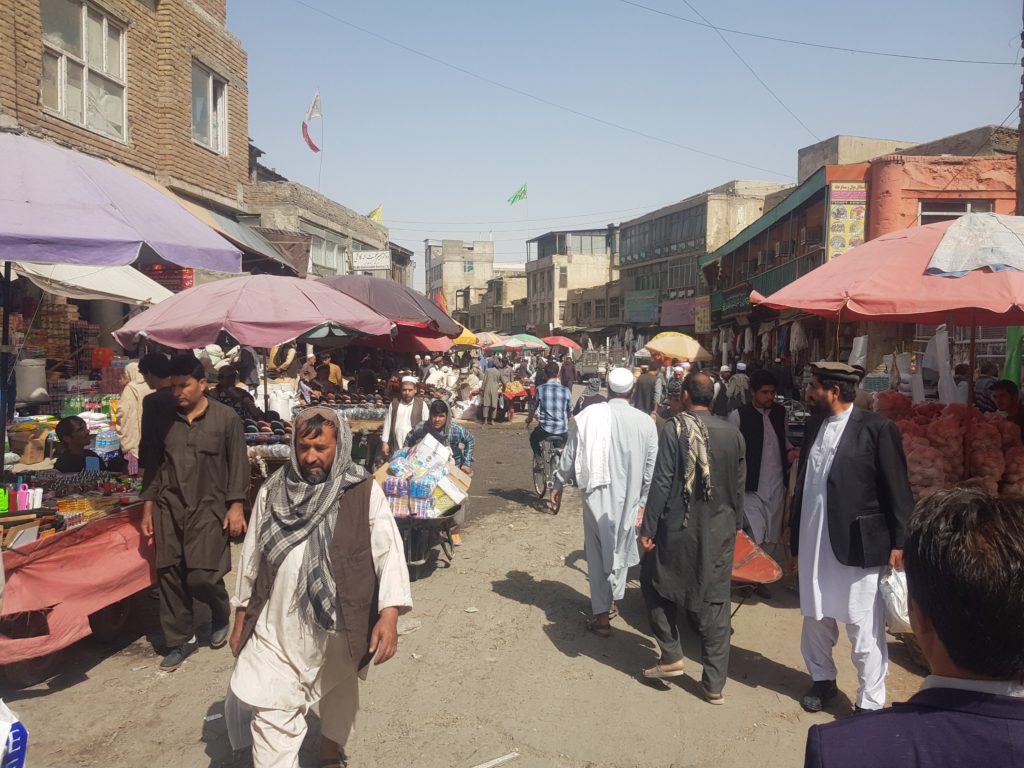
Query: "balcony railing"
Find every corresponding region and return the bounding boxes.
[715,248,827,314]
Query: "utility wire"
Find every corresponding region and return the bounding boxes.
[937,101,1021,193]
[617,0,1017,66]
[292,0,792,178]
[678,0,819,140]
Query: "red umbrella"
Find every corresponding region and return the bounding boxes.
[317,274,461,337]
[542,335,582,351]
[751,217,1024,325]
[351,331,454,354]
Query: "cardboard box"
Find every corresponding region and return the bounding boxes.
[18,427,51,466]
[433,475,468,514]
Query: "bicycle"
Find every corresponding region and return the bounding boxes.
[531,434,566,514]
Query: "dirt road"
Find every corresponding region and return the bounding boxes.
[4,418,924,767]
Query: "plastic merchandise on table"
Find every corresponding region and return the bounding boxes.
[409,476,438,499]
[409,496,436,519]
[382,476,409,498]
[388,456,414,479]
[388,494,410,518]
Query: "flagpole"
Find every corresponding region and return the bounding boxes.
[317,108,325,193]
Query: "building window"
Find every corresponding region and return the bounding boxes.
[919,200,993,225]
[310,236,338,272]
[191,61,227,153]
[559,301,566,322]
[559,266,567,288]
[595,299,606,320]
[463,260,474,273]
[40,0,126,140]
[608,297,619,320]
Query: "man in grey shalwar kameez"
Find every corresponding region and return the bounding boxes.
[480,358,510,425]
[639,373,746,703]
[552,367,659,637]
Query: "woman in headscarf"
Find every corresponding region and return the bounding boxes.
[573,377,605,416]
[404,400,475,474]
[116,361,152,475]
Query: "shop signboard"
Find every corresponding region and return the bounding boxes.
[660,298,695,327]
[350,250,391,271]
[694,295,711,334]
[826,181,867,261]
[624,289,660,323]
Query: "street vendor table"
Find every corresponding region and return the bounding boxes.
[0,502,154,667]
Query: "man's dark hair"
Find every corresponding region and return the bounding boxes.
[750,369,778,392]
[169,354,205,381]
[428,399,448,417]
[905,488,1024,679]
[55,416,84,444]
[980,361,999,377]
[138,352,171,379]
[544,362,560,379]
[649,359,662,372]
[954,364,970,377]
[816,374,857,403]
[991,379,1019,399]
[296,413,337,440]
[218,365,238,384]
[684,373,715,407]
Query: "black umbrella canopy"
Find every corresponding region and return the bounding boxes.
[317,274,460,337]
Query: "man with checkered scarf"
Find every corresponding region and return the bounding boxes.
[226,407,412,768]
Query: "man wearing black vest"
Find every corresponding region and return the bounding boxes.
[728,370,793,580]
[227,408,412,768]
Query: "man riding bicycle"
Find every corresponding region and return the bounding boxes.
[525,362,572,469]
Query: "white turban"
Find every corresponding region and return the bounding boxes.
[401,375,419,384]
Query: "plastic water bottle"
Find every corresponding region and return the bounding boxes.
[95,429,119,457]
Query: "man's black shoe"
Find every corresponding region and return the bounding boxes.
[160,640,198,672]
[210,623,230,649]
[800,679,839,712]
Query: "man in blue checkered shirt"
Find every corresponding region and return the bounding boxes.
[525,362,572,467]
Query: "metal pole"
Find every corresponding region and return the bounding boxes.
[1018,0,1024,216]
[262,349,270,416]
[0,262,10,477]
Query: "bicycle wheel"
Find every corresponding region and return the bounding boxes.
[533,458,546,498]
[548,454,562,514]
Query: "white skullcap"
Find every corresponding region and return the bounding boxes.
[607,367,634,394]
[424,355,431,360]
[401,375,419,384]
[673,365,685,373]
[720,365,731,372]
[737,362,747,371]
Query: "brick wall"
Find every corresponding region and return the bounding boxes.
[0,0,248,207]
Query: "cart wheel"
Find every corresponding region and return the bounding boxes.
[440,533,455,562]
[88,597,133,643]
[2,650,62,689]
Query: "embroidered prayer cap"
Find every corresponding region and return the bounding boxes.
[401,375,419,384]
[720,365,731,373]
[666,379,683,397]
[607,367,635,394]
[736,362,747,371]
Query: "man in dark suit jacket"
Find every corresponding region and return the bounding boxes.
[791,362,913,713]
[804,488,1024,767]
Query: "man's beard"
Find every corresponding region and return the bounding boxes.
[808,396,831,417]
[300,467,329,485]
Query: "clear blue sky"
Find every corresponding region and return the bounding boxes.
[229,0,1021,288]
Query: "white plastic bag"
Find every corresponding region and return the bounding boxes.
[0,699,22,760]
[879,567,913,634]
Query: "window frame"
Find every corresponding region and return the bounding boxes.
[918,199,993,225]
[40,0,128,142]
[191,59,228,154]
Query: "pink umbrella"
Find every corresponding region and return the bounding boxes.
[114,274,394,349]
[751,216,1024,325]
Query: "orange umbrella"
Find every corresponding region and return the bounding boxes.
[542,335,581,351]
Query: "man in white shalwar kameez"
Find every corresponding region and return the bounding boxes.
[381,376,429,458]
[227,408,412,768]
[790,363,913,714]
[552,367,659,636]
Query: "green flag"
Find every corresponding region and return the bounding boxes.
[1004,327,1024,385]
[507,183,528,205]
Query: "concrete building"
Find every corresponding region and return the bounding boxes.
[245,156,388,278]
[424,240,502,319]
[465,271,527,333]
[618,181,791,328]
[565,280,624,330]
[525,228,619,333]
[797,135,916,184]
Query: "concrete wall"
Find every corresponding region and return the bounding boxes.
[0,0,249,209]
[867,154,1017,239]
[526,252,618,330]
[425,241,495,313]
[247,181,388,248]
[797,136,915,184]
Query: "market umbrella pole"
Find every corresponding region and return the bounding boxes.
[1,262,10,473]
[262,349,270,416]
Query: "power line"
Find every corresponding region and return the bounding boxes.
[937,101,1021,193]
[678,0,819,140]
[292,0,792,178]
[616,0,1017,66]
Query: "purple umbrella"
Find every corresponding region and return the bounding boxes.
[0,132,241,271]
[317,274,461,337]
[114,275,394,350]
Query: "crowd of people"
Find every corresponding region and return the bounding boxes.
[54,340,1024,766]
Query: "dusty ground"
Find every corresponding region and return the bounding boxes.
[3,412,925,768]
